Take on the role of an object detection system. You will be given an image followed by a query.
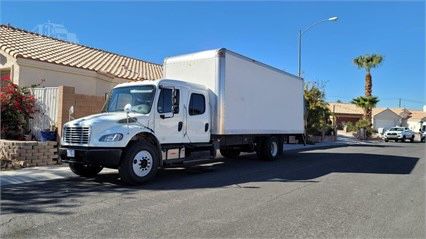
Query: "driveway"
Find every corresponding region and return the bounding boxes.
[1,142,424,238]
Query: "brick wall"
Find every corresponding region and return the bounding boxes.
[73,93,106,119]
[0,140,58,170]
[56,86,106,136]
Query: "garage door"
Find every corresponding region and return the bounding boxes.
[374,119,397,130]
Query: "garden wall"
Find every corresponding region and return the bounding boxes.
[56,86,106,136]
[0,140,58,170]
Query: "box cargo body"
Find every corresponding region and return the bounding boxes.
[164,48,304,136]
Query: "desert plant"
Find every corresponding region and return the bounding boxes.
[345,122,356,132]
[0,78,37,139]
[351,96,380,123]
[353,54,383,122]
[355,119,374,138]
[304,82,332,136]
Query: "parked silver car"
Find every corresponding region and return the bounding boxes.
[384,127,415,142]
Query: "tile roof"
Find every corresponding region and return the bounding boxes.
[328,103,364,115]
[0,24,162,81]
[408,110,426,120]
[328,102,426,119]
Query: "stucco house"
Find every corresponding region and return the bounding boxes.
[0,24,162,96]
[328,102,426,132]
[372,109,401,132]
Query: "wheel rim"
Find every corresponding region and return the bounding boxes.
[270,141,278,157]
[132,150,153,177]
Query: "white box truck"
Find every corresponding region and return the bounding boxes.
[59,49,305,184]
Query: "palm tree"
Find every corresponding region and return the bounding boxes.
[353,54,384,97]
[351,96,380,123]
[353,54,383,124]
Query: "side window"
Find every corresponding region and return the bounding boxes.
[157,88,173,113]
[189,93,205,116]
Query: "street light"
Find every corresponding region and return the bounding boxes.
[298,16,338,78]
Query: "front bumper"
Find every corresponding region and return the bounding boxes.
[384,134,403,139]
[59,146,122,168]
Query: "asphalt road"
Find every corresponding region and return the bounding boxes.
[1,142,425,238]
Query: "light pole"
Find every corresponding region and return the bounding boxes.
[298,16,338,78]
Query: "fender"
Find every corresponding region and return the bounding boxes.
[126,131,163,167]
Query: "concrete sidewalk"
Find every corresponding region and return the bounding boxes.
[1,139,359,187]
[0,165,117,186]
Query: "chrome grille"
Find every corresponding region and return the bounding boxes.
[63,126,90,144]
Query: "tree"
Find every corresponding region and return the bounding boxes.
[304,83,332,136]
[353,54,383,96]
[353,54,383,124]
[351,96,380,123]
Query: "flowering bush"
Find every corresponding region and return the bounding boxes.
[0,76,37,139]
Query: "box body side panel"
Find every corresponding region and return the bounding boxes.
[222,52,304,134]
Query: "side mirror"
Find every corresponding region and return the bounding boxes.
[124,104,132,114]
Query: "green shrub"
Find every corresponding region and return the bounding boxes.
[345,122,356,132]
[355,119,370,129]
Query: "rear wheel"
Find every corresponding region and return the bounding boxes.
[69,163,103,177]
[402,136,406,142]
[119,141,159,185]
[256,137,282,161]
[220,149,241,159]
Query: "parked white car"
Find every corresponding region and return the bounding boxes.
[384,127,415,142]
[420,123,426,142]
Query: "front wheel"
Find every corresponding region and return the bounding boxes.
[119,141,159,185]
[410,135,415,143]
[69,163,103,177]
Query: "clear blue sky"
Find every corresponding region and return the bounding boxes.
[1,1,425,109]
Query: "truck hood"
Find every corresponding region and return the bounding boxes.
[65,112,148,127]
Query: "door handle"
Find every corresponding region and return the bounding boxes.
[178,121,183,132]
[205,123,209,132]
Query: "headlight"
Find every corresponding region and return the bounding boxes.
[99,133,123,142]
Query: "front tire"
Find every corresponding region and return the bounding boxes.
[256,137,282,161]
[119,141,159,185]
[410,135,415,143]
[384,138,389,142]
[69,163,103,177]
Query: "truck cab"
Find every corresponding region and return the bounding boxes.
[60,79,211,184]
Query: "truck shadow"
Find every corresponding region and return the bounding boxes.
[1,146,420,215]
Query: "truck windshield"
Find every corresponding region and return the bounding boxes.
[103,85,156,114]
